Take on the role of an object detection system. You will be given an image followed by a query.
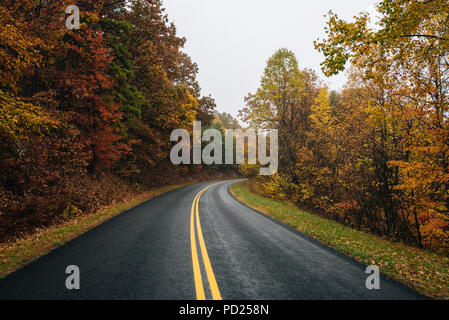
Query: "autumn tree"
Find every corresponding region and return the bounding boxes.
[0,0,221,240]
[314,0,449,249]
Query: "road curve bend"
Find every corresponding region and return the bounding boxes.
[0,180,425,300]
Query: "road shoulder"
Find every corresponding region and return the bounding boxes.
[229,180,448,300]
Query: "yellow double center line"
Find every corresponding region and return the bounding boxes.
[190,183,222,300]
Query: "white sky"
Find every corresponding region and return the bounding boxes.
[162,0,379,117]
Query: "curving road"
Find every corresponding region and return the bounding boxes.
[0,180,425,300]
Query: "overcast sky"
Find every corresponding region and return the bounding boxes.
[162,0,378,117]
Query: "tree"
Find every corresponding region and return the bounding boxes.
[0,0,221,239]
[314,0,449,249]
[240,48,309,185]
[215,112,240,130]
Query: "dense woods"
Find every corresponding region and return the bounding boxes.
[240,0,449,253]
[2,0,448,255]
[0,0,228,241]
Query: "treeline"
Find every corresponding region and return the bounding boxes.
[0,0,225,241]
[241,0,449,252]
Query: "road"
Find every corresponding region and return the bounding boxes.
[0,180,425,300]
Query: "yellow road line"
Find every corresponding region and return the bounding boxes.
[190,183,223,300]
[190,192,205,300]
[195,187,223,300]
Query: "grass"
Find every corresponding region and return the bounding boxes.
[0,183,187,279]
[230,181,449,300]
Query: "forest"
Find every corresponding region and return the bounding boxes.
[1,0,448,255]
[240,0,449,253]
[0,0,239,242]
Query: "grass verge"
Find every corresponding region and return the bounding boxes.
[230,181,449,300]
[0,183,188,279]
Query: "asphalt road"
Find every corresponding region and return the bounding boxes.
[0,180,425,300]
